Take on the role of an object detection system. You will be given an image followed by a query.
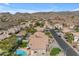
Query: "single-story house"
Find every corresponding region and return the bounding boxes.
[0,31,10,40]
[69,25,75,29]
[28,32,49,55]
[54,23,63,30]
[0,30,4,35]
[7,28,16,34]
[72,32,79,42]
[62,27,72,33]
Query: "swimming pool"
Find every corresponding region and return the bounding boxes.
[15,49,28,56]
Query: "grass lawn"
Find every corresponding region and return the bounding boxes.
[50,48,61,56]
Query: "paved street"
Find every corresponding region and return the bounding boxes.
[50,29,79,56]
[49,37,65,56]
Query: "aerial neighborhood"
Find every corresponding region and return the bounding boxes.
[0,11,79,56]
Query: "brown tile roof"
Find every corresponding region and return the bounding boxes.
[29,32,49,50]
[72,32,79,36]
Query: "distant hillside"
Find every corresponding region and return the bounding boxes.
[0,11,79,30]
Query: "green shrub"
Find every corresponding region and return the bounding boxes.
[50,48,61,56]
[35,21,44,27]
[65,32,74,43]
[0,35,17,50]
[74,27,79,32]
[26,27,37,34]
[45,31,52,38]
[21,41,28,48]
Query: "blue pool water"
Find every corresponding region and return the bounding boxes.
[15,49,28,56]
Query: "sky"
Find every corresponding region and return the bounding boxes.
[0,3,79,13]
